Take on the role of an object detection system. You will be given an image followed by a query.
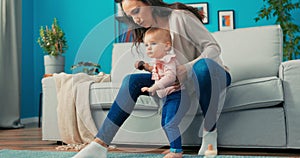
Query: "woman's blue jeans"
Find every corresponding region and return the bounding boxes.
[192,58,231,131]
[96,58,231,146]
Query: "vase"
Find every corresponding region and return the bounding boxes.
[44,55,65,74]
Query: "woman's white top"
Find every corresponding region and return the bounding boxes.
[168,10,225,69]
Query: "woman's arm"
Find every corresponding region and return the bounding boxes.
[184,11,221,65]
[171,10,221,65]
[170,10,222,81]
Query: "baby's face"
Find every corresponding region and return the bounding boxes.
[144,34,169,59]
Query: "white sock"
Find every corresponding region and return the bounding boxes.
[72,141,107,158]
[198,129,218,155]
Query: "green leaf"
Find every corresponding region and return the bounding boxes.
[255,0,300,60]
[36,18,68,56]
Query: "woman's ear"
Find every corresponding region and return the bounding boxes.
[165,41,172,51]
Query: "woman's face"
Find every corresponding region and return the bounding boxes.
[122,0,154,28]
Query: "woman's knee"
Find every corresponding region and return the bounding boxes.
[121,74,140,95]
[123,74,139,84]
[193,58,215,72]
[122,74,144,88]
[121,73,153,96]
[192,59,213,82]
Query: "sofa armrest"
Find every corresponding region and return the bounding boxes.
[41,77,61,141]
[279,59,300,147]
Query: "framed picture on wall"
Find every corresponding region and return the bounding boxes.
[218,10,235,31]
[187,2,209,24]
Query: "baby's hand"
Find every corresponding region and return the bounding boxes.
[141,87,156,96]
[141,87,149,92]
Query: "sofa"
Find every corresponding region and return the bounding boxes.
[42,25,300,149]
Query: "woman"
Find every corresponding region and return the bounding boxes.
[73,0,231,158]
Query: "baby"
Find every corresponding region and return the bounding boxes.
[137,27,184,158]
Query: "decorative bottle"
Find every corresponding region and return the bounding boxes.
[204,144,217,158]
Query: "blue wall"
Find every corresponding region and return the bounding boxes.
[21,0,115,118]
[22,0,34,119]
[21,0,300,118]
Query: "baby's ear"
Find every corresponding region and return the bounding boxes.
[165,41,172,51]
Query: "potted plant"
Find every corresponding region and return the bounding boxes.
[254,0,300,60]
[37,18,68,74]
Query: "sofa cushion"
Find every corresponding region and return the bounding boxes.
[89,82,119,108]
[223,76,284,112]
[212,25,282,83]
[217,107,286,147]
[90,76,284,114]
[89,82,159,110]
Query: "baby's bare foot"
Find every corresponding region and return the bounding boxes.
[163,152,182,158]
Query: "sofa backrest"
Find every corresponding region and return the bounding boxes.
[111,25,283,84]
[212,25,282,83]
[111,42,150,84]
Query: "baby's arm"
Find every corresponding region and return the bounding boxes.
[141,86,158,96]
[154,60,177,89]
[141,84,159,93]
[141,60,177,94]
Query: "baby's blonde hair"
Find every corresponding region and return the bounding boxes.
[144,28,171,44]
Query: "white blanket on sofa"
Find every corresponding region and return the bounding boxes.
[53,72,110,144]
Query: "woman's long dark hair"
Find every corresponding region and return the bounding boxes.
[115,0,204,46]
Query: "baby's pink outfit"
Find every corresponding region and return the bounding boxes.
[151,54,180,98]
